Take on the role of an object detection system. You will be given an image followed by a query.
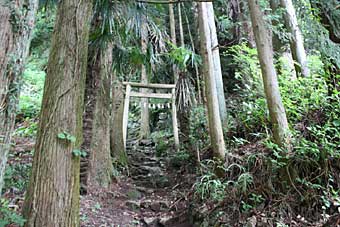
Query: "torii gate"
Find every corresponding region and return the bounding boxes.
[122,82,179,151]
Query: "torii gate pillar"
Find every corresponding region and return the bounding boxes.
[122,82,179,151]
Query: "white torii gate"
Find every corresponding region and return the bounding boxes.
[122,82,179,151]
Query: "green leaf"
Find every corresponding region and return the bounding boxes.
[72,149,86,157]
[0,220,10,227]
[80,151,87,157]
[333,120,340,127]
[57,133,66,139]
[72,149,81,157]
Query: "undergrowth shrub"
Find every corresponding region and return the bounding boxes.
[18,60,45,118]
[192,43,340,225]
[0,199,26,227]
[225,43,331,145]
[189,106,209,150]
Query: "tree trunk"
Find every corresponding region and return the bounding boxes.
[269,0,285,53]
[169,3,178,82]
[140,14,150,139]
[198,2,226,161]
[280,0,310,77]
[184,3,202,104]
[178,3,185,47]
[269,0,297,78]
[81,44,113,190]
[0,0,38,195]
[22,0,92,225]
[110,79,128,166]
[248,0,291,148]
[206,2,227,125]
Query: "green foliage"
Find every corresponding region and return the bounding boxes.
[194,171,227,203]
[189,106,209,150]
[167,43,201,71]
[19,60,45,118]
[30,9,55,55]
[72,149,87,157]
[225,43,334,149]
[236,172,253,194]
[224,43,268,142]
[14,119,38,138]
[150,130,172,156]
[4,162,31,193]
[57,132,76,143]
[0,199,26,227]
[169,150,191,168]
[279,74,328,123]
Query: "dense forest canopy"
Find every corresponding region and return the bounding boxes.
[0,0,340,226]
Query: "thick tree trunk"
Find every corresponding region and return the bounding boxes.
[280,0,309,77]
[206,2,227,125]
[140,14,150,139]
[0,0,38,195]
[198,2,226,161]
[88,46,113,188]
[248,0,291,148]
[81,44,113,190]
[22,0,92,226]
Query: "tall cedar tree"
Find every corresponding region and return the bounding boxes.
[248,0,291,148]
[22,0,92,225]
[198,2,226,161]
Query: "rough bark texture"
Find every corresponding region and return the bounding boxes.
[198,2,226,161]
[206,2,227,125]
[248,0,291,148]
[280,0,310,77]
[87,46,113,188]
[22,0,92,226]
[140,14,151,139]
[81,44,113,191]
[0,0,38,195]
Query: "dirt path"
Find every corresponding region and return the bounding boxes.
[80,139,195,227]
[3,134,195,227]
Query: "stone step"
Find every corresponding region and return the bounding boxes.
[130,161,159,168]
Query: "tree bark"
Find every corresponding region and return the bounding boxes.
[280,0,310,77]
[22,0,92,225]
[140,14,150,139]
[111,79,128,166]
[169,3,179,82]
[198,2,226,161]
[0,0,38,195]
[81,44,113,190]
[206,2,227,124]
[178,3,185,47]
[248,0,291,148]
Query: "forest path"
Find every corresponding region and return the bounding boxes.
[4,121,195,227]
[80,138,195,227]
